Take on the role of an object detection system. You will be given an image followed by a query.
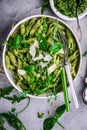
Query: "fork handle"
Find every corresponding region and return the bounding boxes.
[65,64,79,109]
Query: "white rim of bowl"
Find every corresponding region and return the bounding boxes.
[3,15,82,98]
[50,0,87,21]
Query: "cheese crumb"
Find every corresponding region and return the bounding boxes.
[18,69,26,75]
[44,54,52,62]
[40,62,48,68]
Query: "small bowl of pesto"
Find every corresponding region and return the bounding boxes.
[50,0,87,21]
[3,15,82,98]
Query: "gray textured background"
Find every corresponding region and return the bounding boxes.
[0,0,87,130]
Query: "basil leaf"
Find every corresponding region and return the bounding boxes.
[1,112,26,130]
[41,0,49,14]
[43,104,65,130]
[0,115,6,130]
[0,86,14,98]
[43,116,57,130]
[37,34,48,51]
[56,104,66,118]
[82,51,87,56]
[50,43,64,54]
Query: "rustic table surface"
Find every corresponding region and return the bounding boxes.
[0,0,87,130]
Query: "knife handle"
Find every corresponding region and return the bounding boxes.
[65,64,79,109]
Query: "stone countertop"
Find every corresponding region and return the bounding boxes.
[0,0,87,130]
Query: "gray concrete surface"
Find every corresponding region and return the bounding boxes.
[0,0,87,130]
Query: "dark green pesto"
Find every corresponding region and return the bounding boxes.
[54,0,87,17]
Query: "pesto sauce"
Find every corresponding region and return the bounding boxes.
[54,0,87,17]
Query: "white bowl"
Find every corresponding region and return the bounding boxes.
[50,0,87,21]
[3,15,82,99]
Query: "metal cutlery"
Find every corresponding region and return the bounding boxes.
[58,32,79,108]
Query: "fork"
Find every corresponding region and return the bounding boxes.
[58,32,79,109]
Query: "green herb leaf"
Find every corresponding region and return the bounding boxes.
[82,51,87,56]
[41,0,49,14]
[0,86,14,98]
[50,43,64,54]
[1,112,26,130]
[41,6,47,14]
[37,34,48,51]
[43,104,65,130]
[56,104,66,118]
[43,116,57,130]
[3,94,27,104]
[0,115,6,130]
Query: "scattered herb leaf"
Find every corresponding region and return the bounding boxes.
[41,0,49,14]
[0,115,6,130]
[43,104,65,130]
[0,86,14,98]
[1,112,26,130]
[56,104,66,118]
[82,51,87,56]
